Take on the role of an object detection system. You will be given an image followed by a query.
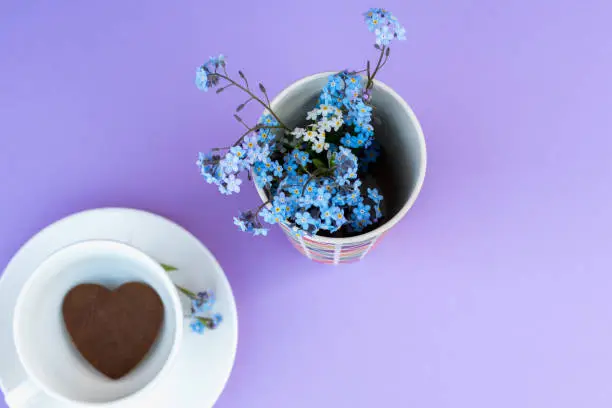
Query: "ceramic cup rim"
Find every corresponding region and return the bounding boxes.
[12,239,184,406]
[255,71,427,244]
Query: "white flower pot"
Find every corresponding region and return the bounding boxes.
[256,72,427,264]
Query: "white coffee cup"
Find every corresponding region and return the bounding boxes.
[5,240,184,407]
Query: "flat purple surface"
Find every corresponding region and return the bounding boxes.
[1,1,612,407]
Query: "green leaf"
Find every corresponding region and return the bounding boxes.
[160,263,178,272]
[312,158,325,169]
[195,316,219,329]
[175,285,197,299]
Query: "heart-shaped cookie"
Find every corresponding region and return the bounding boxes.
[62,282,164,380]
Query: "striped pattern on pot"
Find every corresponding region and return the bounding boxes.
[279,223,385,264]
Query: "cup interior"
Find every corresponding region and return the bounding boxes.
[13,240,181,405]
[268,72,426,238]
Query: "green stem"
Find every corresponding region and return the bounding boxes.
[300,167,335,196]
[232,124,284,147]
[366,47,386,90]
[377,53,391,75]
[175,285,197,299]
[160,263,177,272]
[195,316,216,328]
[256,199,272,212]
[211,73,289,130]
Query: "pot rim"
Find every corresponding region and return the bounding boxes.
[255,71,427,245]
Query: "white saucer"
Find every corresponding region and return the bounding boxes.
[0,208,238,407]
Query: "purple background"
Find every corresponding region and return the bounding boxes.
[2,0,612,407]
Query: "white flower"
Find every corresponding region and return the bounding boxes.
[306,109,319,121]
[224,174,242,194]
[334,107,342,117]
[375,25,393,46]
[221,153,240,173]
[291,127,306,139]
[317,119,333,133]
[312,134,330,153]
[251,144,269,162]
[318,104,333,117]
[331,117,344,131]
[304,129,318,142]
[312,140,325,153]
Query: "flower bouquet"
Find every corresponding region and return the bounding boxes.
[195,8,426,263]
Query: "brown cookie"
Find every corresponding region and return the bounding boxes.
[62,282,164,380]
